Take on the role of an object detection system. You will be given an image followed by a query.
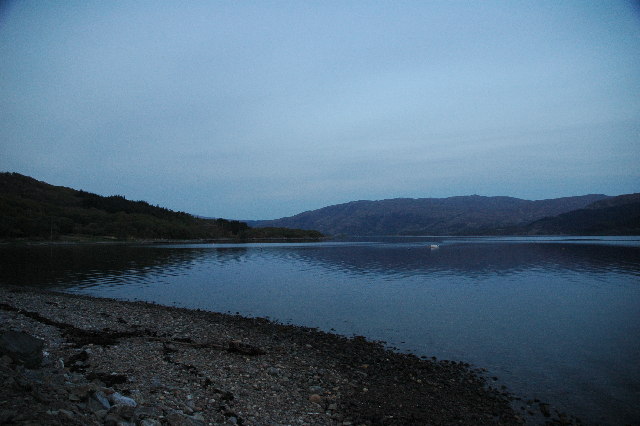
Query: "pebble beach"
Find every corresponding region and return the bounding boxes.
[0,285,574,425]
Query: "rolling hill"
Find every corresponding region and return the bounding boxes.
[250,194,615,236]
[0,172,323,241]
[525,193,640,235]
[4,172,635,238]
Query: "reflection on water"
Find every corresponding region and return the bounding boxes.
[1,237,639,425]
[3,239,639,287]
[277,241,640,279]
[0,245,204,288]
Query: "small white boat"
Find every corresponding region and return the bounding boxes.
[430,244,440,249]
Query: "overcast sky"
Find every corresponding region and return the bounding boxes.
[1,1,639,219]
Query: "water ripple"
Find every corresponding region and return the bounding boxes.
[1,238,639,424]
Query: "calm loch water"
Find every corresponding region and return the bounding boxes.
[1,236,639,424]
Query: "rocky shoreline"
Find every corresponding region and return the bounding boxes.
[0,285,576,425]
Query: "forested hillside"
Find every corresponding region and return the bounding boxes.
[0,173,322,241]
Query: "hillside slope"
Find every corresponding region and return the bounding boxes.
[0,173,323,241]
[252,194,610,236]
[0,172,248,240]
[525,193,640,235]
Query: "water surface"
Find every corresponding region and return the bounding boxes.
[1,236,638,424]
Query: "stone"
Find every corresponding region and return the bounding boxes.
[0,354,13,366]
[166,412,206,426]
[69,372,86,383]
[309,385,324,394]
[187,415,206,426]
[228,340,266,355]
[139,419,162,426]
[109,392,137,407]
[539,402,551,417]
[0,408,17,421]
[129,389,145,405]
[309,394,323,404]
[267,367,280,376]
[59,409,74,419]
[166,412,184,425]
[150,375,165,389]
[103,414,121,426]
[134,405,163,419]
[109,403,136,420]
[0,331,44,368]
[89,390,111,411]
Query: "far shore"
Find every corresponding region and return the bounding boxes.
[0,236,331,245]
[0,285,578,425]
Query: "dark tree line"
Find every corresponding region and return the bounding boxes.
[0,172,322,241]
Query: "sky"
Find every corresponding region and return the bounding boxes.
[1,1,639,220]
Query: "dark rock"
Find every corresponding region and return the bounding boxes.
[139,419,162,426]
[67,349,89,364]
[103,413,121,426]
[539,402,551,417]
[228,339,266,355]
[86,371,128,387]
[93,408,108,419]
[309,385,324,394]
[58,409,74,420]
[166,411,206,426]
[0,331,44,368]
[0,409,17,423]
[134,405,163,420]
[150,375,165,389]
[0,354,13,366]
[109,403,136,420]
[88,390,111,411]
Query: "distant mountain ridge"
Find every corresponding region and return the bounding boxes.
[4,171,635,237]
[250,194,632,236]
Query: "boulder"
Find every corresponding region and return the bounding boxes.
[0,331,44,368]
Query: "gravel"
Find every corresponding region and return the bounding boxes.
[0,285,578,425]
